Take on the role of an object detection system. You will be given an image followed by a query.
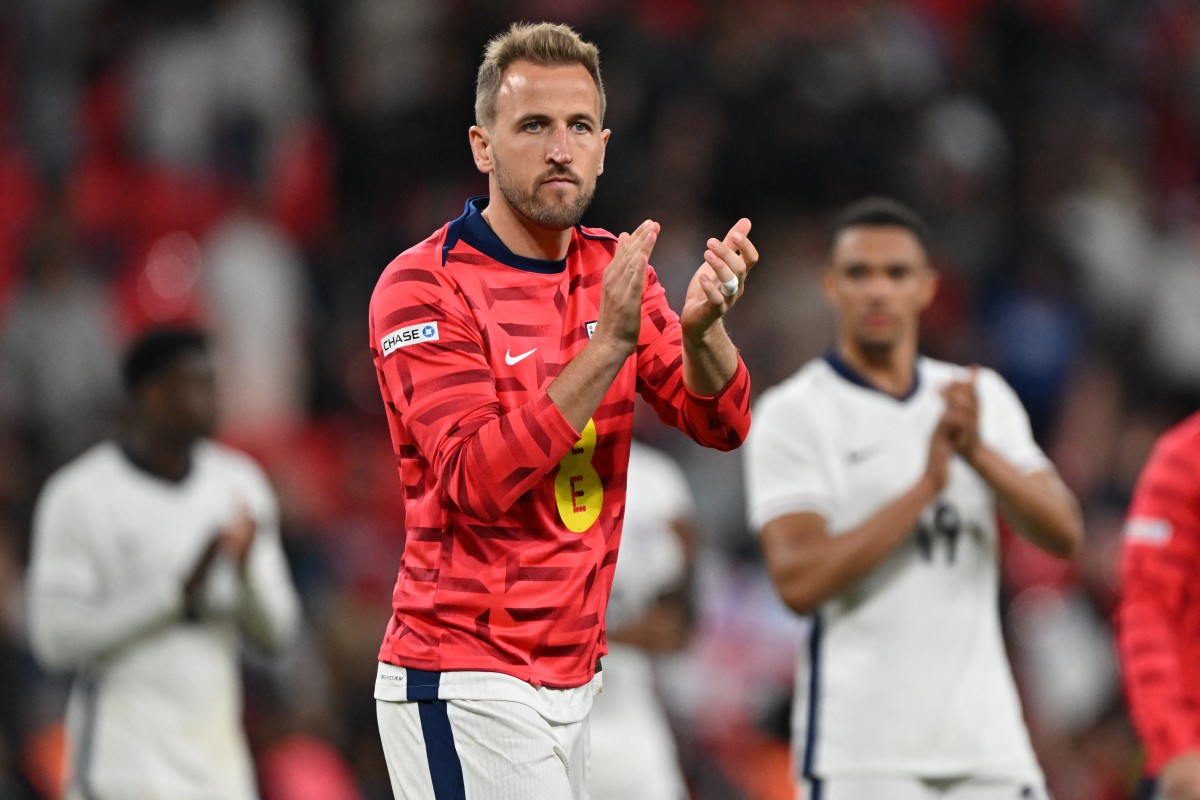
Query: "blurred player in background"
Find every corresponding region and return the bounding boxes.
[744,197,1082,800]
[590,437,695,800]
[368,20,757,800]
[1116,410,1200,800]
[26,327,302,800]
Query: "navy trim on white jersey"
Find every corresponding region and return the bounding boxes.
[824,349,921,401]
[802,613,824,788]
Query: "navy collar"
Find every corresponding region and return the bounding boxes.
[441,196,570,274]
[824,348,921,401]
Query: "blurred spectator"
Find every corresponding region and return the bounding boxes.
[591,439,695,800]
[203,195,312,447]
[0,204,120,472]
[127,0,311,174]
[1142,224,1200,396]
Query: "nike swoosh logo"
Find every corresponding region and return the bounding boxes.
[847,446,881,464]
[504,348,537,365]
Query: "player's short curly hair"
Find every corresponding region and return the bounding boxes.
[829,197,933,254]
[474,22,605,128]
[121,327,209,392]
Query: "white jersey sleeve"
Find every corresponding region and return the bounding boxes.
[233,458,302,654]
[745,382,833,532]
[977,368,1053,475]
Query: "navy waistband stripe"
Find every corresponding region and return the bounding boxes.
[406,668,442,701]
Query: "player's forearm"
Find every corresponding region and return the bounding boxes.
[28,580,184,670]
[968,447,1082,557]
[681,320,739,397]
[237,537,302,654]
[766,478,940,615]
[547,333,633,432]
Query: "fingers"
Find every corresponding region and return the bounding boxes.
[702,229,754,298]
[697,218,758,306]
[613,221,658,281]
[703,239,740,297]
[726,217,752,240]
[940,367,979,408]
[938,368,981,457]
[597,220,658,350]
[724,218,759,272]
[627,219,659,258]
[218,504,258,564]
[923,419,955,491]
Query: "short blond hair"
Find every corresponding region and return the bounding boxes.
[474,22,605,128]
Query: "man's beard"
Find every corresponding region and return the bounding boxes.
[854,329,898,366]
[857,339,896,365]
[495,163,595,230]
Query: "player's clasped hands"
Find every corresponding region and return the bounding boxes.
[940,367,981,460]
[597,217,758,352]
[924,368,981,492]
[218,505,258,569]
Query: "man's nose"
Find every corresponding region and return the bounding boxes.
[864,271,891,298]
[546,126,573,164]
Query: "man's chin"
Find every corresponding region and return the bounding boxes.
[857,338,898,362]
[529,199,589,230]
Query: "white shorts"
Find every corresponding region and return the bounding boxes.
[799,775,1051,800]
[376,663,599,800]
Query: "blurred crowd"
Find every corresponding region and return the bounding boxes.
[2,0,1199,798]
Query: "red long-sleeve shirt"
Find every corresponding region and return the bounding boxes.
[368,198,751,688]
[1116,410,1200,775]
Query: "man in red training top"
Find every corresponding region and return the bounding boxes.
[367,21,757,799]
[1117,409,1200,800]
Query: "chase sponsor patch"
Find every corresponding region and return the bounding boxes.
[1124,516,1172,545]
[380,321,439,356]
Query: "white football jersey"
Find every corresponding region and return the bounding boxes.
[744,355,1049,780]
[28,440,301,800]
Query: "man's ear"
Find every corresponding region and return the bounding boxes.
[597,127,610,176]
[820,267,837,305]
[469,125,493,174]
[917,267,940,312]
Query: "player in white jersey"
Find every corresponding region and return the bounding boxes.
[744,198,1083,800]
[26,328,302,800]
[590,439,693,800]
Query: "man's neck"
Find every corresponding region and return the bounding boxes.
[837,341,917,397]
[481,195,572,261]
[121,429,194,482]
